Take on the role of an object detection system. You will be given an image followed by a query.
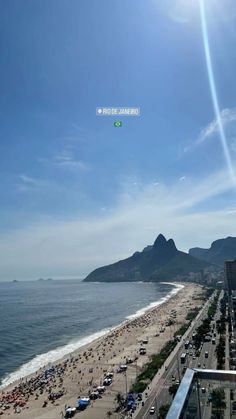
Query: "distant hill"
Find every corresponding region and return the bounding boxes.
[84,234,210,283]
[189,236,236,266]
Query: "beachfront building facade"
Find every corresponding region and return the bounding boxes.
[225,260,236,295]
[225,260,236,341]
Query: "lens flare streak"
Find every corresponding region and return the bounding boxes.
[199,0,236,188]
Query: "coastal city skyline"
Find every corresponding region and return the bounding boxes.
[1,0,236,280]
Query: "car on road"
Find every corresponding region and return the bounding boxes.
[150,406,155,415]
[201,387,206,393]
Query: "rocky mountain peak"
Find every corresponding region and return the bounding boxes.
[153,234,167,248]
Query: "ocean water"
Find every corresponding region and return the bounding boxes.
[0,280,183,388]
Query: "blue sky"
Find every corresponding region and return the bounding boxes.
[1,0,236,280]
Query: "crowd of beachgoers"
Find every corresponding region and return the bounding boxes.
[0,362,68,414]
[0,284,203,419]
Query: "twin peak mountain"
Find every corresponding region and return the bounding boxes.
[84,234,211,283]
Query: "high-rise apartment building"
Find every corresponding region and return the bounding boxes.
[225,260,236,295]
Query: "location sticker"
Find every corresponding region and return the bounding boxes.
[114,121,122,127]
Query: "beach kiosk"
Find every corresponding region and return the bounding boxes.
[76,398,90,411]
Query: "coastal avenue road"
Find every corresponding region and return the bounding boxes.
[133,290,221,419]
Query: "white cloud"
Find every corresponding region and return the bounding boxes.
[1,167,236,281]
[56,158,89,171]
[16,175,47,193]
[197,108,236,144]
[18,175,39,185]
[63,123,89,145]
[53,151,90,171]
[181,107,236,156]
[38,150,90,172]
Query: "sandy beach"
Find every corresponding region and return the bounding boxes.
[0,283,204,419]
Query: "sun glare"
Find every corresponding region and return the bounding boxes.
[156,0,198,23]
[199,0,236,188]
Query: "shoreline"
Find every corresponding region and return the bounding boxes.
[0,283,204,419]
[0,282,184,390]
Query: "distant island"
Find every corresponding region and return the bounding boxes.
[37,278,53,281]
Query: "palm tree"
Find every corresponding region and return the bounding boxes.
[159,403,171,418]
[169,384,179,397]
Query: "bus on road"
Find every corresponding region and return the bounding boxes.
[181,353,187,364]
